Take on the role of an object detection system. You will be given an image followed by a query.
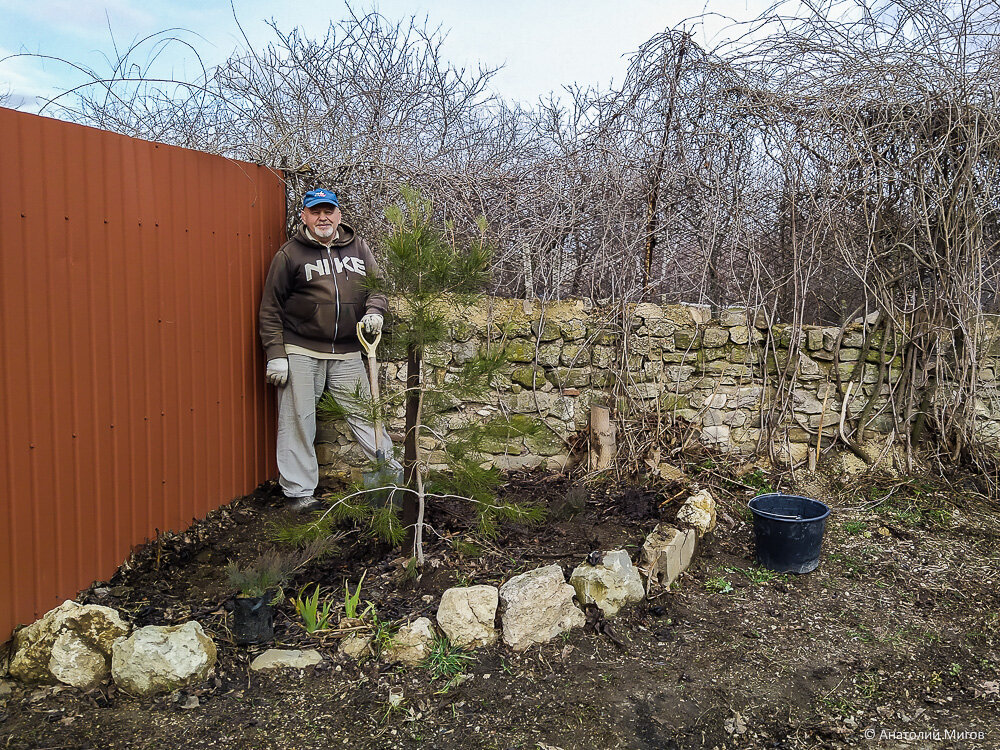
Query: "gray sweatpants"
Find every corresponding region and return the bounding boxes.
[276,353,400,498]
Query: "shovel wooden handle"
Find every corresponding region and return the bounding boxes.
[357,323,383,456]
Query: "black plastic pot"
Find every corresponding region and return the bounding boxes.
[748,494,831,574]
[232,593,275,644]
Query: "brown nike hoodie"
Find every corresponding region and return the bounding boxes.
[258,222,388,361]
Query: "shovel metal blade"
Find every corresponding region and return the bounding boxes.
[362,454,404,508]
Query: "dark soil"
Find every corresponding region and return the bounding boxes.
[2,469,999,750]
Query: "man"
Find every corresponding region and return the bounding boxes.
[259,188,399,511]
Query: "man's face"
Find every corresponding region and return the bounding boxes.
[301,204,341,241]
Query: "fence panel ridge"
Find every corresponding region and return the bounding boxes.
[0,108,285,640]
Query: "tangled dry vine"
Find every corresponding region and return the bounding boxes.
[20,0,1000,483]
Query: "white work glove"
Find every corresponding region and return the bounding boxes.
[360,313,384,335]
[265,358,289,386]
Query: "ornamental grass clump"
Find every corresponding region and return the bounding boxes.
[225,538,336,603]
[342,571,374,620]
[293,583,336,632]
[426,634,474,689]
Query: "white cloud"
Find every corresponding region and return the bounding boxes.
[0,44,68,110]
[0,0,157,37]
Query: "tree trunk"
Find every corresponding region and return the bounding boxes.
[641,35,688,297]
[413,470,426,566]
[401,343,421,545]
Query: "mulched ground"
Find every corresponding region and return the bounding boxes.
[1,465,998,750]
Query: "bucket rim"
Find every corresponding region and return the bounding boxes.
[748,493,831,522]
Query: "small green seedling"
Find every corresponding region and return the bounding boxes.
[371,613,397,656]
[726,565,778,585]
[293,583,335,633]
[344,571,374,619]
[450,537,483,558]
[842,520,868,535]
[381,686,406,723]
[743,468,773,494]
[705,576,733,594]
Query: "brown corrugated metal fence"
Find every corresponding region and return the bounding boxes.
[0,108,286,639]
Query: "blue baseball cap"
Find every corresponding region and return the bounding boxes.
[302,189,339,209]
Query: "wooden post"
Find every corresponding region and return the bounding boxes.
[590,405,617,471]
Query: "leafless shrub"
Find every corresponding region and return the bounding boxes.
[35,0,1000,478]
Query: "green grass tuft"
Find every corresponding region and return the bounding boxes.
[426,635,474,689]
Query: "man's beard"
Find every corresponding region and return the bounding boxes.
[314,224,335,238]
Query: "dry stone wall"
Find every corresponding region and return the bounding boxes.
[316,297,1000,483]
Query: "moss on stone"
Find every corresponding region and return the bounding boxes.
[536,342,563,367]
[560,319,587,340]
[451,320,475,342]
[511,365,546,388]
[591,371,615,387]
[673,328,701,349]
[702,361,752,376]
[703,327,729,348]
[560,343,591,366]
[524,429,566,456]
[545,367,591,388]
[703,346,729,361]
[660,393,690,410]
[531,318,562,342]
[504,339,536,363]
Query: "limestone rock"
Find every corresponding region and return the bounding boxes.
[340,633,373,660]
[641,524,697,589]
[806,328,825,351]
[798,354,821,377]
[9,601,130,686]
[569,551,645,617]
[683,302,712,324]
[775,441,811,466]
[736,386,763,408]
[704,393,728,409]
[702,327,729,348]
[729,327,750,344]
[676,488,717,537]
[499,565,585,651]
[634,302,665,322]
[49,632,107,690]
[830,448,871,476]
[701,425,731,447]
[720,307,748,327]
[385,617,436,666]
[250,649,322,671]
[648,461,687,483]
[111,622,216,696]
[436,586,499,649]
[791,388,824,414]
[560,319,587,340]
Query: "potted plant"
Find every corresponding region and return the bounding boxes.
[225,550,295,644]
[225,539,337,644]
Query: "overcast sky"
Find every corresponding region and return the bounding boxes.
[0,0,774,111]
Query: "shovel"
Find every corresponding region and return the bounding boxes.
[357,322,402,502]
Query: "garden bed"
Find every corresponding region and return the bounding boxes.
[1,468,998,749]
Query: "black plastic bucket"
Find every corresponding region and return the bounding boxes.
[748,494,831,574]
